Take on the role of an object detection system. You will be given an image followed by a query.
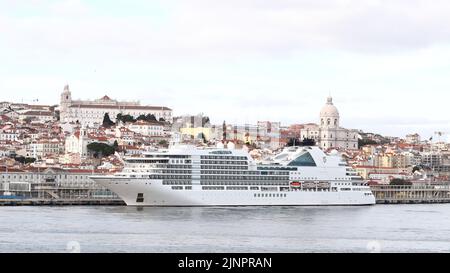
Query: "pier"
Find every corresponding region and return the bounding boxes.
[370,184,450,204]
[0,198,125,206]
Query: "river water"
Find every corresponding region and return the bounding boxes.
[1,204,450,253]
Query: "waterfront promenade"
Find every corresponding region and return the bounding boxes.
[3,184,450,206]
[370,184,450,204]
[0,198,125,206]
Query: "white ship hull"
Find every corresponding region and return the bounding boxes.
[94,177,376,206]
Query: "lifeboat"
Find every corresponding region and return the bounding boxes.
[290,181,301,187]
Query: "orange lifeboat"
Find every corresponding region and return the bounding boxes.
[290,181,301,187]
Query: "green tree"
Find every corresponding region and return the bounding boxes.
[102,113,115,128]
[136,114,147,121]
[286,138,301,147]
[202,116,210,126]
[145,114,157,121]
[14,156,36,164]
[54,110,60,121]
[390,178,412,186]
[286,138,315,147]
[358,139,378,148]
[116,114,136,124]
[87,142,117,158]
[198,132,207,143]
[158,140,168,146]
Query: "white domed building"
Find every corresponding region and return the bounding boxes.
[302,96,359,150]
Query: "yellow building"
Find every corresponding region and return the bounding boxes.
[374,154,407,168]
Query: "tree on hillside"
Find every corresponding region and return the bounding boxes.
[102,113,115,128]
[286,138,301,147]
[54,110,60,121]
[286,138,316,147]
[116,114,135,124]
[390,178,412,186]
[202,116,210,126]
[14,156,36,164]
[358,139,378,148]
[158,140,168,147]
[198,132,207,143]
[87,142,117,158]
[136,114,146,121]
[145,114,157,121]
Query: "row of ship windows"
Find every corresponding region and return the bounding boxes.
[258,167,298,171]
[171,186,192,190]
[201,171,289,176]
[161,181,289,186]
[166,165,192,169]
[168,185,275,190]
[171,186,292,191]
[201,166,248,170]
[200,161,247,165]
[201,186,262,190]
[128,175,193,179]
[201,156,247,160]
[1,175,89,180]
[201,181,289,186]
[160,170,192,174]
[291,177,353,181]
[127,164,192,169]
[127,160,169,164]
[171,160,191,164]
[163,181,192,185]
[144,155,189,159]
[200,176,287,181]
[255,193,287,198]
[152,175,192,179]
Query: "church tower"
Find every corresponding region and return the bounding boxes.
[60,84,72,122]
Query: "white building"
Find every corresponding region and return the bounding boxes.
[65,128,109,158]
[0,129,19,142]
[0,147,10,157]
[302,96,359,150]
[0,168,115,195]
[405,133,421,144]
[127,120,165,137]
[28,139,63,159]
[59,85,172,126]
[19,111,55,123]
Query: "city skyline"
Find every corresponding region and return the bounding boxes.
[1,0,450,139]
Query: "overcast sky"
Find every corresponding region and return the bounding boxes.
[1,0,450,140]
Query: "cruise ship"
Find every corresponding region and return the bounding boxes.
[90,145,375,206]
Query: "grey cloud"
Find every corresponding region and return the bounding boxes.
[3,0,450,62]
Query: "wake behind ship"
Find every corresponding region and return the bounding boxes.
[90,145,375,206]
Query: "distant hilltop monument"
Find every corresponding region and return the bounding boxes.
[59,84,172,126]
[300,96,359,150]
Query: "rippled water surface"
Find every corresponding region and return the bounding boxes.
[1,204,450,253]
